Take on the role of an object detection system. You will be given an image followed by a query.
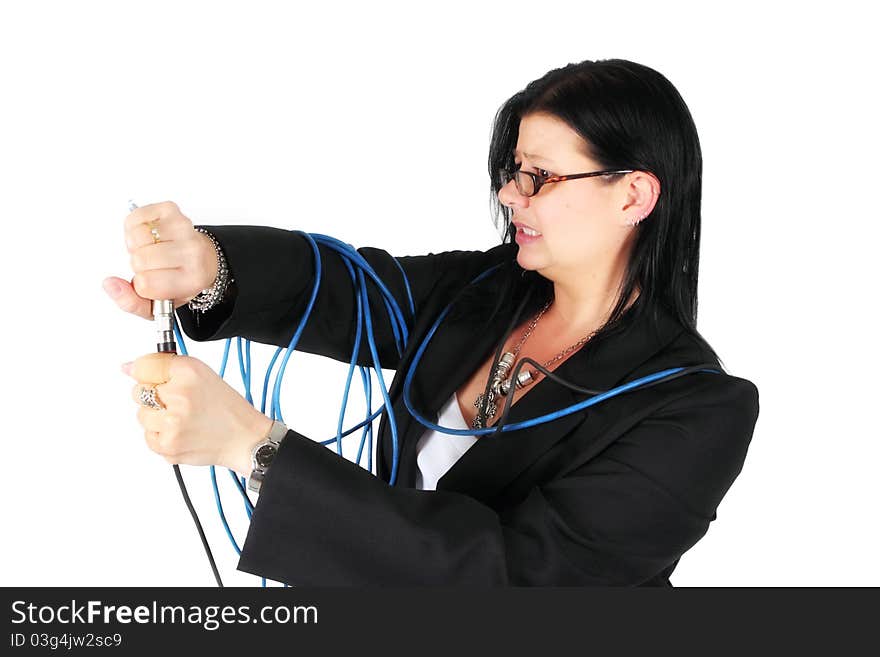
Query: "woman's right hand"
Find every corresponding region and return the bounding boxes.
[103,201,218,321]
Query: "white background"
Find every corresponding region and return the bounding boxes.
[1,0,877,587]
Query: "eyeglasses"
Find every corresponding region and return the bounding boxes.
[499,166,634,197]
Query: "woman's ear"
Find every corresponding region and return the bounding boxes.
[621,171,661,226]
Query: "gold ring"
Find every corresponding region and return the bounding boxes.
[149,219,161,244]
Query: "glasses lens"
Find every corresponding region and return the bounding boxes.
[500,169,536,196]
[514,171,535,196]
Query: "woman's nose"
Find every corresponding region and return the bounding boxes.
[497,178,528,209]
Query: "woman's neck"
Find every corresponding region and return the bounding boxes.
[544,272,639,336]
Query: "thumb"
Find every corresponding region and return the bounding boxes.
[102,276,153,321]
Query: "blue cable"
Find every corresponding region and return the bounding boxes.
[169,229,720,586]
[219,337,231,378]
[390,256,415,318]
[311,233,410,347]
[401,264,722,436]
[304,237,410,476]
[330,255,383,472]
[237,337,253,406]
[356,267,401,484]
[335,257,364,458]
[210,466,241,555]
[173,319,263,579]
[356,366,373,471]
[173,324,250,568]
[320,408,384,445]
[230,470,253,517]
[197,232,394,584]
[268,231,324,424]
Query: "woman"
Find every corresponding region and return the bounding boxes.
[104,58,760,586]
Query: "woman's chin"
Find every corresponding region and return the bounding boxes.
[515,248,544,272]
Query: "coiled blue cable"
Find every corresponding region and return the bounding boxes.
[174,231,409,585]
[170,230,720,587]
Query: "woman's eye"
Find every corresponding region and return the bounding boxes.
[512,161,552,177]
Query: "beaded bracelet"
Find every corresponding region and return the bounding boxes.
[188,227,232,312]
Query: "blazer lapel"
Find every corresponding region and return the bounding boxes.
[435,299,686,503]
[382,265,688,499]
[391,287,521,487]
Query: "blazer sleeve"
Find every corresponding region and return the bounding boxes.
[235,374,760,586]
[175,224,513,369]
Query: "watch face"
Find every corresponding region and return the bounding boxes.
[255,444,277,468]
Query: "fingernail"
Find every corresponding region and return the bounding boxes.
[121,361,133,375]
[103,279,122,298]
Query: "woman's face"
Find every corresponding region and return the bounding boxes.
[498,112,633,282]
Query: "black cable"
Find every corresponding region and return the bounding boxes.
[172,464,224,587]
[157,312,224,588]
[475,285,535,429]
[132,195,225,588]
[492,358,724,433]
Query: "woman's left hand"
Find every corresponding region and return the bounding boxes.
[123,353,274,477]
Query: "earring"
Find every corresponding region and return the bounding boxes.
[628,213,648,227]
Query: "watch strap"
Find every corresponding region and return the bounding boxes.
[247,420,288,493]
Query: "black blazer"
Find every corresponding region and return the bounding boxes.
[176,224,760,586]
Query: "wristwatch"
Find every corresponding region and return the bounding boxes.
[247,420,289,493]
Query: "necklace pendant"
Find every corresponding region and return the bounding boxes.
[497,352,515,379]
[473,390,498,429]
[472,351,520,429]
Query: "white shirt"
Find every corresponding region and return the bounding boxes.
[414,393,478,491]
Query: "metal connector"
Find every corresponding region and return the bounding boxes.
[152,299,177,353]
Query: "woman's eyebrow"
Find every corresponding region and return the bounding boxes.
[513,150,556,166]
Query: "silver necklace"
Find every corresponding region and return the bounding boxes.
[472,301,599,429]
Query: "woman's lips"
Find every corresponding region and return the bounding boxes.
[514,223,542,245]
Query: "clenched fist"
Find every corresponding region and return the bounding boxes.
[103,201,218,320]
[123,352,274,476]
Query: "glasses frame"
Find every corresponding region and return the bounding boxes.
[501,166,635,197]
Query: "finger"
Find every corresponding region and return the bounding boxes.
[131,381,170,407]
[143,429,186,458]
[143,430,181,459]
[123,201,181,235]
[125,220,191,253]
[130,352,176,385]
[144,429,161,451]
[129,241,191,273]
[103,276,153,320]
[137,405,167,432]
[131,268,191,302]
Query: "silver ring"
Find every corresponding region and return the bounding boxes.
[137,384,166,410]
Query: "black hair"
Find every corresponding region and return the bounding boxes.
[482,57,724,369]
